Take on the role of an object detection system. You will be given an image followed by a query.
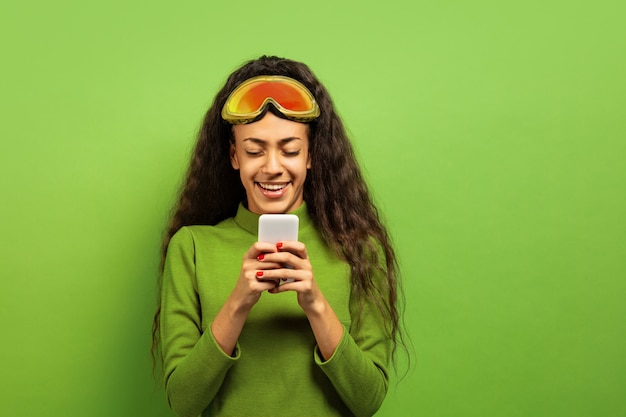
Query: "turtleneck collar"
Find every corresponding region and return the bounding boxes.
[232,202,313,236]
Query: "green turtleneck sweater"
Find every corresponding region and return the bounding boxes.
[160,203,391,417]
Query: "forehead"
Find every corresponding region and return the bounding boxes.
[232,112,309,143]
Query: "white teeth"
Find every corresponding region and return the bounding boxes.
[259,183,287,191]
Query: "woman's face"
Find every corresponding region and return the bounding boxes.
[230,112,311,214]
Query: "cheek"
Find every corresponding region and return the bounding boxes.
[290,156,310,176]
[237,158,260,179]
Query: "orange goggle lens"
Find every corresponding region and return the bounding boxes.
[222,75,320,124]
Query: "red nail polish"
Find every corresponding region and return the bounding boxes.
[256,271,264,277]
[257,254,264,261]
[276,242,283,249]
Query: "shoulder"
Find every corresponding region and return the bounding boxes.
[168,217,250,252]
[184,218,241,241]
[168,224,221,245]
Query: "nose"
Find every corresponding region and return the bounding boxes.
[262,150,283,175]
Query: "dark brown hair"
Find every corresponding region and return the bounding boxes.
[152,55,407,372]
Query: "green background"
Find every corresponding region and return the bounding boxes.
[1,1,624,416]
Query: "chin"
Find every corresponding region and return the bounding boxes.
[250,199,300,214]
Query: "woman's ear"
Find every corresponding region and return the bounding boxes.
[230,142,240,170]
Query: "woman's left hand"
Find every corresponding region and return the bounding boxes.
[258,241,321,312]
[258,240,344,360]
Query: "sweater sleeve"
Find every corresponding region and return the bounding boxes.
[160,227,240,417]
[315,270,393,417]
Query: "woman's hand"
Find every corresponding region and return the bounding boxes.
[210,241,281,356]
[257,241,321,312]
[231,241,284,309]
[257,241,344,360]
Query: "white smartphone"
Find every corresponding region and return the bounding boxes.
[258,214,299,244]
[258,214,299,283]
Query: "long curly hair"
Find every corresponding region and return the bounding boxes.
[152,55,407,372]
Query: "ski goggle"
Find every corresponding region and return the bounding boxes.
[221,75,320,124]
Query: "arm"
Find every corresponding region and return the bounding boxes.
[160,228,237,417]
[300,286,391,417]
[210,241,280,355]
[316,287,392,417]
[160,229,279,417]
[261,242,392,417]
[263,241,344,359]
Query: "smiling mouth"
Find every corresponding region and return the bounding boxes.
[257,182,289,191]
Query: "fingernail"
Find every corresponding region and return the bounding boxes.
[257,254,264,261]
[276,242,283,249]
[256,271,264,277]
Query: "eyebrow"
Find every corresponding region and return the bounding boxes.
[242,137,303,145]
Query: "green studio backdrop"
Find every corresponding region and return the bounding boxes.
[1,1,625,416]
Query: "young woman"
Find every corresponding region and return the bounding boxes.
[153,56,404,417]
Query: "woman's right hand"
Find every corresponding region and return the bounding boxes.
[231,241,282,309]
[211,241,280,356]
